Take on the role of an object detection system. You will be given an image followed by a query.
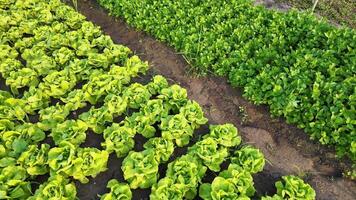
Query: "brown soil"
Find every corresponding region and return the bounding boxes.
[56,0,356,199]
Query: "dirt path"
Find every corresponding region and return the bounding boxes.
[72,0,356,199]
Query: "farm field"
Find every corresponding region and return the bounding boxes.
[0,0,355,200]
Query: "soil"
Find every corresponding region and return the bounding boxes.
[16,0,356,199]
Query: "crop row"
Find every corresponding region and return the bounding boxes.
[97,0,356,165]
[0,0,316,199]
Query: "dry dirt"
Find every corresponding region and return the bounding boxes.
[41,0,356,199]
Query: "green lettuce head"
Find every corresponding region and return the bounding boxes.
[100,179,132,200]
[121,149,159,189]
[231,145,265,174]
[275,175,316,200]
[17,143,50,175]
[71,147,109,183]
[28,175,77,200]
[150,177,185,200]
[144,137,174,163]
[160,114,194,147]
[51,119,88,146]
[208,124,241,147]
[188,137,229,172]
[102,124,135,158]
[165,155,207,199]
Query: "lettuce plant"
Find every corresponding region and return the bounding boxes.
[231,145,265,174]
[160,114,194,147]
[188,137,229,172]
[180,100,208,128]
[79,106,113,134]
[28,175,77,200]
[144,137,174,163]
[147,75,169,95]
[102,124,135,158]
[71,147,109,183]
[17,143,50,176]
[207,124,241,147]
[51,120,88,146]
[48,141,76,176]
[150,177,185,200]
[121,149,159,189]
[158,85,188,113]
[200,164,255,200]
[100,179,132,200]
[0,165,31,200]
[274,175,315,200]
[123,83,151,109]
[165,155,207,199]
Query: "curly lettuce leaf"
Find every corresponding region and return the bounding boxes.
[208,124,241,147]
[275,175,316,200]
[188,137,228,172]
[28,175,77,200]
[100,179,132,200]
[144,137,174,163]
[0,165,31,200]
[160,114,194,147]
[51,119,88,146]
[165,155,207,199]
[17,144,50,176]
[71,147,109,183]
[150,177,185,200]
[231,145,265,174]
[121,149,159,189]
[102,124,135,158]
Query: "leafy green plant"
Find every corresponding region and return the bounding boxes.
[231,145,265,174]
[100,179,132,200]
[144,137,174,163]
[71,147,109,183]
[199,164,255,200]
[264,175,316,200]
[17,144,50,175]
[207,124,241,147]
[0,165,32,200]
[102,124,135,158]
[50,119,88,146]
[188,137,228,172]
[28,175,77,200]
[160,114,194,147]
[121,149,159,189]
[164,155,207,199]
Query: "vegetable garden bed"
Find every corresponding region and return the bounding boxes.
[0,0,355,199]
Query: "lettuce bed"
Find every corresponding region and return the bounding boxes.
[97,0,356,164]
[0,0,315,199]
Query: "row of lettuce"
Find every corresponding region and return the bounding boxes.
[97,0,356,166]
[0,0,316,199]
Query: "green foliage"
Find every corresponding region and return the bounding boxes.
[29,175,77,200]
[231,145,265,174]
[0,165,32,200]
[98,0,356,163]
[51,120,88,146]
[164,155,207,199]
[208,124,242,148]
[160,114,194,147]
[121,149,159,189]
[17,144,50,175]
[188,137,228,172]
[199,164,255,200]
[144,137,174,163]
[71,147,109,184]
[100,179,132,200]
[275,175,316,200]
[102,124,135,158]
